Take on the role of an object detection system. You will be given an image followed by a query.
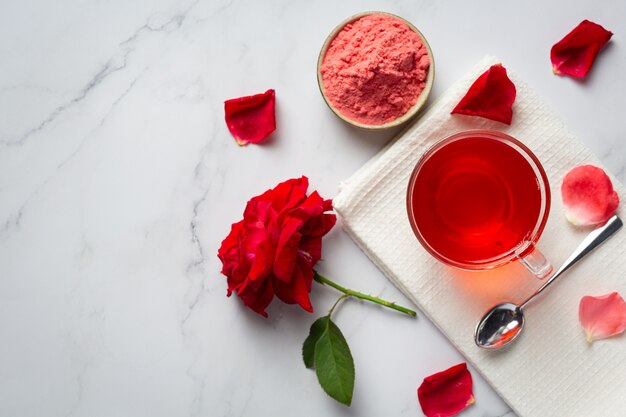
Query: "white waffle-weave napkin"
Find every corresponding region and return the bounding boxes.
[333,56,626,417]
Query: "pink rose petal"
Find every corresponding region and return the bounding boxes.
[561,165,619,226]
[579,292,626,343]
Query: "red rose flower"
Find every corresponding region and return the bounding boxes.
[218,176,336,317]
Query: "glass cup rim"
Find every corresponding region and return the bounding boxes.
[406,129,551,270]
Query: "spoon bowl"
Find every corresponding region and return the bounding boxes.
[475,303,524,349]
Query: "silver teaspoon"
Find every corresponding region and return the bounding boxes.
[475,215,623,349]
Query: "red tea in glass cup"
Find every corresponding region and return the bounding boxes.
[406,130,552,278]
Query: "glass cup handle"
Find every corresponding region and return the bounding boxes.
[516,243,553,279]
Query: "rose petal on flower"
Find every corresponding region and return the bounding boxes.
[237,278,275,318]
[301,212,337,238]
[417,363,475,417]
[265,176,310,228]
[273,217,304,283]
[561,165,619,226]
[551,20,613,78]
[299,212,336,264]
[247,240,276,290]
[241,200,275,286]
[224,89,276,146]
[451,64,516,125]
[273,258,314,312]
[579,292,626,343]
[218,220,244,287]
[293,191,326,218]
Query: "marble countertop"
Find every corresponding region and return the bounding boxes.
[1,1,624,416]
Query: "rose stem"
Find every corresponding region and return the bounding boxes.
[313,271,417,317]
[328,294,349,318]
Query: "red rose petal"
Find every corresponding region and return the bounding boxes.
[237,278,275,318]
[579,292,626,343]
[264,176,309,219]
[273,258,315,312]
[218,220,244,288]
[417,363,475,417]
[273,218,304,283]
[551,20,613,78]
[224,89,276,146]
[451,64,516,125]
[561,165,619,226]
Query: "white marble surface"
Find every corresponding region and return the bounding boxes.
[1,0,624,416]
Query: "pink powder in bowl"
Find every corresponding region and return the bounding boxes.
[319,13,431,126]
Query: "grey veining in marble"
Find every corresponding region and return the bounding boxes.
[1,0,624,416]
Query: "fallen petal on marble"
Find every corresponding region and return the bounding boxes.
[224,89,276,146]
[451,64,516,125]
[417,363,475,417]
[579,292,626,343]
[551,20,613,78]
[561,165,619,226]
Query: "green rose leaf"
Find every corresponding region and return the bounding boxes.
[314,316,355,406]
[303,317,327,368]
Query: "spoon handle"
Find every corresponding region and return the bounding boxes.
[519,215,622,310]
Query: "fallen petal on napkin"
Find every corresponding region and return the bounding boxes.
[334,56,626,417]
